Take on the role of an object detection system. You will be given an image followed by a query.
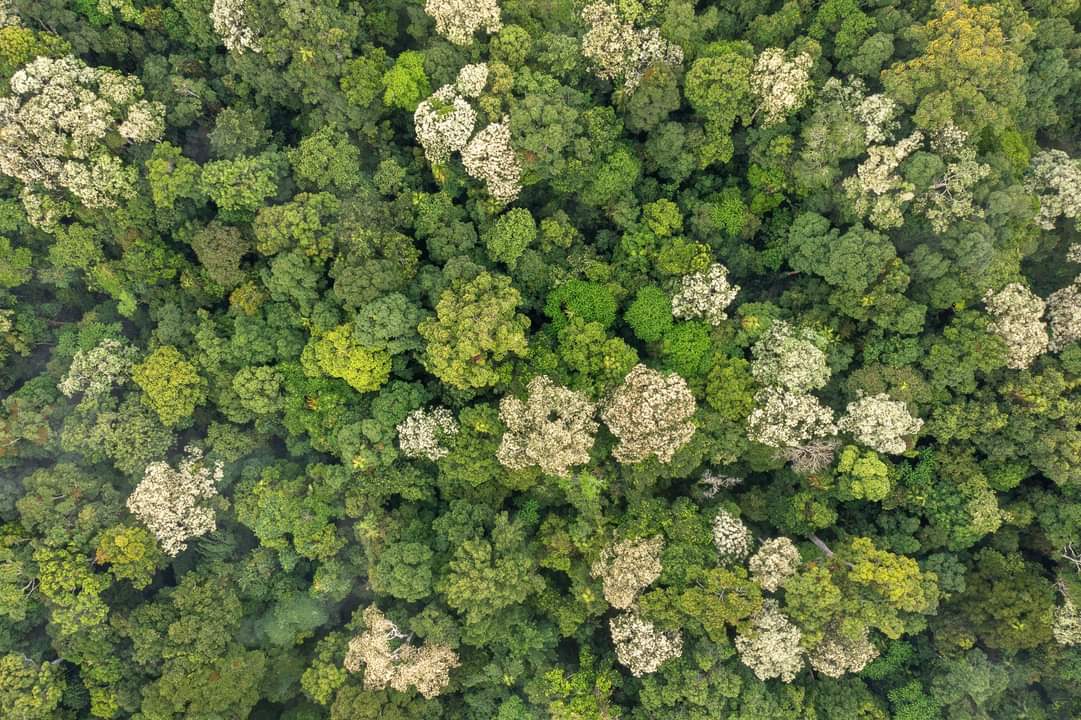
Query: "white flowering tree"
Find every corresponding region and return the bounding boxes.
[1048,278,1081,351]
[1026,150,1081,231]
[838,393,924,455]
[0,56,165,213]
[671,263,740,326]
[58,339,138,400]
[609,611,683,677]
[750,49,814,126]
[580,1,683,91]
[842,131,923,230]
[712,510,753,563]
[212,0,260,53]
[590,536,664,609]
[749,537,801,592]
[497,375,598,476]
[126,446,222,556]
[750,321,831,393]
[461,118,522,204]
[425,0,502,45]
[601,364,696,464]
[983,283,1049,369]
[414,85,478,164]
[397,406,460,461]
[746,387,837,450]
[344,606,460,699]
[808,627,879,677]
[734,599,805,682]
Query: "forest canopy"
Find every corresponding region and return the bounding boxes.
[3,0,1081,718]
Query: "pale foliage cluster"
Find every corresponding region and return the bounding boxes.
[1053,599,1081,646]
[580,2,684,91]
[609,611,683,677]
[712,510,753,562]
[497,375,598,476]
[211,0,260,53]
[751,321,830,393]
[983,283,1049,369]
[735,599,805,682]
[397,406,460,461]
[808,627,879,677]
[0,56,165,210]
[917,148,991,233]
[455,63,489,98]
[779,439,840,475]
[749,537,800,592]
[461,118,522,204]
[819,77,899,144]
[58,339,138,399]
[843,131,923,230]
[126,446,222,557]
[344,606,460,699]
[1047,278,1081,351]
[601,364,696,464]
[671,262,740,326]
[1026,150,1081,231]
[838,393,924,455]
[1067,243,1081,264]
[590,536,664,609]
[425,0,502,45]
[751,49,814,126]
[698,470,742,498]
[414,85,478,164]
[747,387,837,450]
[0,0,18,27]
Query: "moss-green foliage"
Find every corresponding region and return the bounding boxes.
[3,2,1081,718]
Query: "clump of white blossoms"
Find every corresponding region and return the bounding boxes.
[747,387,837,450]
[497,375,598,477]
[126,446,222,557]
[397,406,460,461]
[461,118,522,204]
[1054,598,1081,646]
[58,339,138,399]
[671,263,740,326]
[983,283,1049,369]
[698,470,742,498]
[0,0,19,27]
[712,510,753,562]
[455,63,489,98]
[1026,149,1081,231]
[750,48,814,126]
[843,131,924,230]
[580,1,684,91]
[1067,244,1081,264]
[735,599,805,682]
[1047,278,1081,351]
[344,606,460,699]
[211,0,260,53]
[601,364,697,464]
[0,56,165,211]
[808,627,879,677]
[837,393,923,455]
[609,611,683,677]
[749,537,801,592]
[425,0,502,45]
[590,536,664,609]
[818,77,899,145]
[414,85,478,164]
[751,321,831,393]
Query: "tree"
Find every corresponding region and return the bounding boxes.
[382,50,430,112]
[881,0,1029,136]
[344,606,459,698]
[751,320,831,393]
[126,445,222,556]
[590,536,663,609]
[983,283,1048,369]
[424,0,502,46]
[414,84,477,165]
[305,324,391,393]
[132,345,207,427]
[735,599,805,682]
[0,55,163,210]
[670,263,739,326]
[0,653,67,720]
[750,48,814,126]
[580,1,684,91]
[397,406,459,461]
[497,375,598,477]
[837,393,923,455]
[712,510,753,563]
[461,118,522,204]
[609,611,683,677]
[601,364,696,464]
[484,208,536,268]
[1026,150,1081,231]
[749,537,801,592]
[418,271,530,390]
